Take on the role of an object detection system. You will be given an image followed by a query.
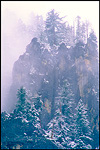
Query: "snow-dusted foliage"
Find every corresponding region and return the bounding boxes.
[1,8,99,149]
[45,9,67,47]
[74,99,93,149]
[57,80,77,141]
[1,87,44,149]
[15,87,42,131]
[44,80,95,149]
[44,79,77,149]
[44,110,71,148]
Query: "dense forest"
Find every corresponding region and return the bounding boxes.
[1,9,99,149]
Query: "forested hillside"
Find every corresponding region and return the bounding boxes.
[1,9,99,149]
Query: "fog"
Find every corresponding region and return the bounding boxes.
[1,9,33,111]
[1,1,99,112]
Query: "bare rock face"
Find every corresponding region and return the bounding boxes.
[7,38,45,111]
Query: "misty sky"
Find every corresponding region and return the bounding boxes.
[2,1,99,34]
[1,1,99,111]
[1,1,99,64]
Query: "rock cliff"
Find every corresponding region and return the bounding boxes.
[7,38,99,129]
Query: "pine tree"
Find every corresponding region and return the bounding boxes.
[16,87,42,133]
[44,79,77,149]
[75,16,81,43]
[75,16,89,44]
[35,15,46,43]
[31,92,43,127]
[1,87,45,149]
[44,108,70,149]
[81,22,87,43]
[45,9,67,47]
[75,99,93,149]
[65,25,75,46]
[4,87,43,148]
[87,30,98,61]
[58,79,76,139]
[16,86,26,114]
[85,30,99,126]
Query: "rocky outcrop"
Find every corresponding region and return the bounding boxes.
[7,38,99,129]
[8,38,52,112]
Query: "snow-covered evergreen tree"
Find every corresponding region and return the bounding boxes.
[58,80,76,141]
[31,92,43,128]
[16,86,27,114]
[45,9,67,47]
[8,86,42,144]
[85,31,99,145]
[16,87,42,130]
[75,99,93,149]
[87,30,98,55]
[44,107,70,149]
[44,79,77,149]
[75,16,89,44]
[65,25,75,46]
[75,16,82,43]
